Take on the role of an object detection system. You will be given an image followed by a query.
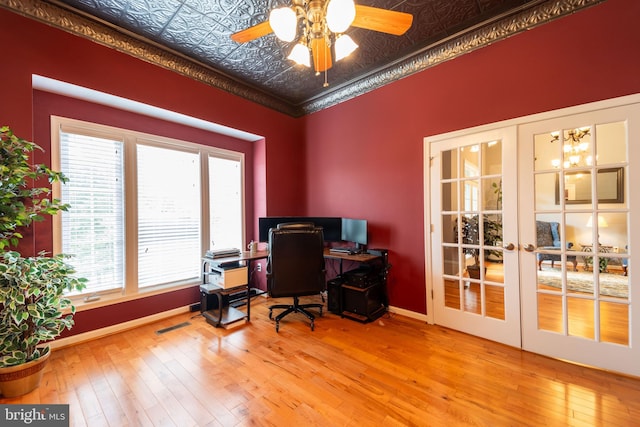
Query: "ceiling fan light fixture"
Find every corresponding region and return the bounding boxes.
[269,7,297,42]
[326,0,356,33]
[288,42,311,67]
[334,34,358,61]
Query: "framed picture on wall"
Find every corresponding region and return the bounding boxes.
[555,167,624,204]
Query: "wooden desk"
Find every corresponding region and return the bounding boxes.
[202,249,385,326]
[323,248,381,275]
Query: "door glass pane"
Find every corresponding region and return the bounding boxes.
[441,149,458,179]
[566,211,590,250]
[537,293,562,333]
[461,145,479,178]
[596,167,625,207]
[563,127,592,169]
[462,180,479,211]
[596,255,628,300]
[535,131,561,171]
[445,279,461,310]
[443,246,460,277]
[486,284,505,320]
[535,173,556,209]
[600,301,629,345]
[463,282,481,314]
[596,121,626,165]
[482,178,502,211]
[442,182,458,211]
[483,214,503,252]
[567,297,594,339]
[482,140,501,175]
[563,170,592,206]
[442,214,457,245]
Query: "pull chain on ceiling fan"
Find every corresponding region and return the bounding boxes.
[231,0,413,86]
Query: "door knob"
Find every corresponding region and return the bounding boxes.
[503,243,515,251]
[524,244,535,252]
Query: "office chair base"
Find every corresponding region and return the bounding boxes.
[268,296,323,332]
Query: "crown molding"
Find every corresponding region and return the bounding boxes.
[1,0,604,117]
[300,0,604,115]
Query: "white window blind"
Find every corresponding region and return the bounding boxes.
[54,116,245,297]
[60,132,125,293]
[209,156,243,250]
[137,145,201,287]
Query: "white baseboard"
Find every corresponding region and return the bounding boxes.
[51,304,427,350]
[388,305,428,322]
[50,306,191,350]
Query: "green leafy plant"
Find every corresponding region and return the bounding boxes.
[0,125,86,368]
[458,214,503,267]
[0,126,69,250]
[0,251,86,367]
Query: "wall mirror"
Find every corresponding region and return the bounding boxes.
[555,167,624,204]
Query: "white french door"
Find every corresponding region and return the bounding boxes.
[429,127,521,347]
[519,103,640,376]
[427,96,640,377]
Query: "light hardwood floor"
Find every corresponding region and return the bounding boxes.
[2,295,640,426]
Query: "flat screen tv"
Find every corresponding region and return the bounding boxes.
[258,217,342,242]
[341,218,367,249]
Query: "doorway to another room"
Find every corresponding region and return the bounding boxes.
[425,95,640,377]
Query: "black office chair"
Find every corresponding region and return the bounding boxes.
[267,223,326,332]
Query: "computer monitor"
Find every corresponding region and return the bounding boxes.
[258,217,342,242]
[341,218,367,249]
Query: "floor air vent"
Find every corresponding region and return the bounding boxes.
[155,321,190,335]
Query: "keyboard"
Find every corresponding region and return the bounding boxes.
[329,247,359,254]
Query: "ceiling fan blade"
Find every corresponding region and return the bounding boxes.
[352,5,413,36]
[311,38,332,72]
[231,21,273,43]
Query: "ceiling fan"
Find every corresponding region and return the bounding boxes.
[231,0,413,78]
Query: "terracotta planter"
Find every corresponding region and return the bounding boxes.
[0,347,51,397]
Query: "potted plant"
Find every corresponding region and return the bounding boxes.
[457,214,503,279]
[460,215,483,279]
[0,126,86,397]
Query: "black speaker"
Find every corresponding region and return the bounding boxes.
[327,277,343,314]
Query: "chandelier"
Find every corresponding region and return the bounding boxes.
[551,127,591,168]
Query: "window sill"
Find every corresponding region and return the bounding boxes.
[67,279,200,313]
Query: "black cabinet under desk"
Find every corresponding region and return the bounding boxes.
[326,249,390,323]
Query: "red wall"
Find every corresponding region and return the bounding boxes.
[0,7,304,333]
[304,0,640,313]
[1,0,639,332]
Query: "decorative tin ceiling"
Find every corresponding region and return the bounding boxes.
[4,0,602,116]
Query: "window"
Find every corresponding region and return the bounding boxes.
[58,132,125,293]
[52,117,245,296]
[209,156,243,250]
[137,145,201,288]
